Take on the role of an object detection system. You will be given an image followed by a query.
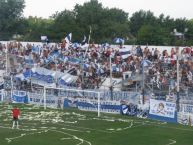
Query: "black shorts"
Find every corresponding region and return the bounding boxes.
[13,117,19,121]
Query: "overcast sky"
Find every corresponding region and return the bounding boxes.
[24,0,193,19]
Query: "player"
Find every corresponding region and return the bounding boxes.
[12,106,20,129]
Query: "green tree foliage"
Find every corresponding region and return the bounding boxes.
[50,10,78,42]
[0,0,193,45]
[186,20,193,46]
[130,10,156,37]
[0,0,25,40]
[23,16,53,41]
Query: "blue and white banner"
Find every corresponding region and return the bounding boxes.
[149,99,176,118]
[119,47,131,59]
[12,90,28,103]
[47,50,60,62]
[121,103,149,118]
[28,92,58,108]
[77,98,121,114]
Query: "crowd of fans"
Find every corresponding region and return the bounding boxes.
[0,41,193,96]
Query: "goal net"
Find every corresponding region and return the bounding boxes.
[27,86,141,117]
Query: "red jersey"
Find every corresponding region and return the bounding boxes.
[12,108,20,118]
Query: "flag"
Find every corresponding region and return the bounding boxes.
[102,43,110,48]
[81,35,86,45]
[41,36,47,41]
[119,47,131,59]
[114,38,125,44]
[121,105,129,115]
[46,50,60,63]
[32,46,40,54]
[73,42,80,48]
[88,26,92,44]
[24,55,34,65]
[65,33,72,44]
[141,60,152,67]
[68,57,81,64]
[153,77,160,89]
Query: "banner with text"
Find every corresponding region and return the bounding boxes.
[149,99,176,118]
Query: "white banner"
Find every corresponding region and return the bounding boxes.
[150,99,176,118]
[28,92,58,108]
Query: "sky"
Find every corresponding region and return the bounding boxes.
[24,0,193,19]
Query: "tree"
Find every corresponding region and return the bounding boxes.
[74,0,129,43]
[130,10,156,37]
[50,10,79,42]
[185,20,193,45]
[23,16,53,41]
[0,0,25,40]
[137,24,170,45]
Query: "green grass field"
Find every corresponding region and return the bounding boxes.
[0,103,193,145]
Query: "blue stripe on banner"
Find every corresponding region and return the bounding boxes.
[120,51,130,55]
[148,112,177,123]
[12,95,28,103]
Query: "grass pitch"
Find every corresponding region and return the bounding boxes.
[0,103,193,145]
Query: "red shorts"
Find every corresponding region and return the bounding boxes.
[13,117,19,121]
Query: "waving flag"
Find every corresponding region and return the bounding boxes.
[24,55,34,65]
[65,33,72,44]
[102,43,110,49]
[32,46,40,54]
[119,47,131,59]
[81,35,87,45]
[141,59,152,67]
[114,38,125,44]
[73,42,80,48]
[46,50,60,63]
[68,57,81,64]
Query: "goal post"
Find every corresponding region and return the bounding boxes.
[43,86,101,117]
[29,86,135,117]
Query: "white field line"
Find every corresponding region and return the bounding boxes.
[50,130,92,145]
[5,134,26,143]
[108,121,134,132]
[166,139,176,145]
[0,126,11,129]
[61,137,72,140]
[2,123,92,145]
[61,128,90,133]
[56,123,112,133]
[5,130,48,143]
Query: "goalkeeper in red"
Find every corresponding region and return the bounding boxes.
[12,106,20,129]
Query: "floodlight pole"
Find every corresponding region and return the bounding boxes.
[54,56,58,87]
[109,55,113,100]
[43,86,46,110]
[30,52,32,91]
[142,54,145,104]
[173,27,188,112]
[82,26,92,89]
[176,47,180,112]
